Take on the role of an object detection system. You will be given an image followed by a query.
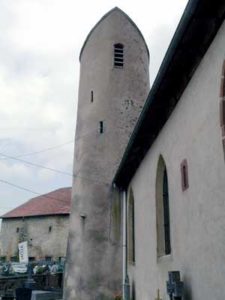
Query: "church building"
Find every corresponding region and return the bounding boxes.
[65,0,225,299]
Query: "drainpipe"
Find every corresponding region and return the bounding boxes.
[122,190,129,300]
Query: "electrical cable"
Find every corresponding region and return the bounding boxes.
[0,171,111,207]
[14,141,74,158]
[0,128,97,161]
[0,179,71,203]
[0,152,111,184]
[0,152,73,177]
[12,127,97,158]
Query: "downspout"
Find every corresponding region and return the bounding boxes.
[122,189,129,300]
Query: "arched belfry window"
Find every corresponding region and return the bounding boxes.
[128,188,135,263]
[155,156,171,257]
[114,43,124,68]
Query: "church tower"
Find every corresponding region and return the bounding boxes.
[64,8,149,299]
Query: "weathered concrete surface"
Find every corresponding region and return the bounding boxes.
[127,21,225,300]
[64,8,149,300]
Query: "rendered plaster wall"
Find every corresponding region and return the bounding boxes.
[64,8,149,300]
[0,215,69,261]
[128,21,225,300]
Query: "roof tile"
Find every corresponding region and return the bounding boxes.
[1,187,72,218]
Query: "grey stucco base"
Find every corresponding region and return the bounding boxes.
[64,184,122,300]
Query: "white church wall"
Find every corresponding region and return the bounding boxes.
[129,21,225,300]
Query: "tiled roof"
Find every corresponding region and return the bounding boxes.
[1,187,72,219]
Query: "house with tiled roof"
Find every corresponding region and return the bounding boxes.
[0,187,71,262]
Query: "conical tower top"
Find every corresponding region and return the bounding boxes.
[79,7,149,61]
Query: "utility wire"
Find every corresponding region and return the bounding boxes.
[0,127,107,178]
[0,128,97,161]
[12,127,97,158]
[0,179,70,203]
[0,127,57,131]
[0,126,122,185]
[0,151,111,185]
[0,152,73,177]
[0,153,111,187]
[14,141,74,158]
[75,128,98,141]
[0,172,111,208]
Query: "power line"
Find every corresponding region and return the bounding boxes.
[0,179,70,203]
[14,140,74,158]
[0,173,111,208]
[0,128,109,178]
[0,128,97,161]
[11,127,98,158]
[0,126,120,185]
[75,128,98,141]
[0,151,112,185]
[0,127,57,131]
[0,152,73,177]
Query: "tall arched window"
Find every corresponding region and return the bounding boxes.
[220,60,225,159]
[114,43,124,68]
[128,188,135,263]
[156,156,171,257]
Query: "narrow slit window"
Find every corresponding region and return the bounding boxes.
[114,43,124,68]
[48,226,52,233]
[91,91,94,103]
[99,121,104,134]
[156,156,171,257]
[181,159,189,191]
[163,168,171,255]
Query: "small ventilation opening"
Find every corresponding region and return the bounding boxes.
[114,43,124,68]
[181,159,189,191]
[182,165,187,187]
[91,91,94,103]
[99,121,104,134]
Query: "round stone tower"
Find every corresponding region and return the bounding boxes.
[64,7,149,300]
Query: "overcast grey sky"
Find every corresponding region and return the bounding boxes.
[0,0,188,216]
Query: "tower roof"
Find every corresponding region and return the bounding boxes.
[79,7,149,61]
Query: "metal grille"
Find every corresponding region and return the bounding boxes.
[114,44,124,67]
